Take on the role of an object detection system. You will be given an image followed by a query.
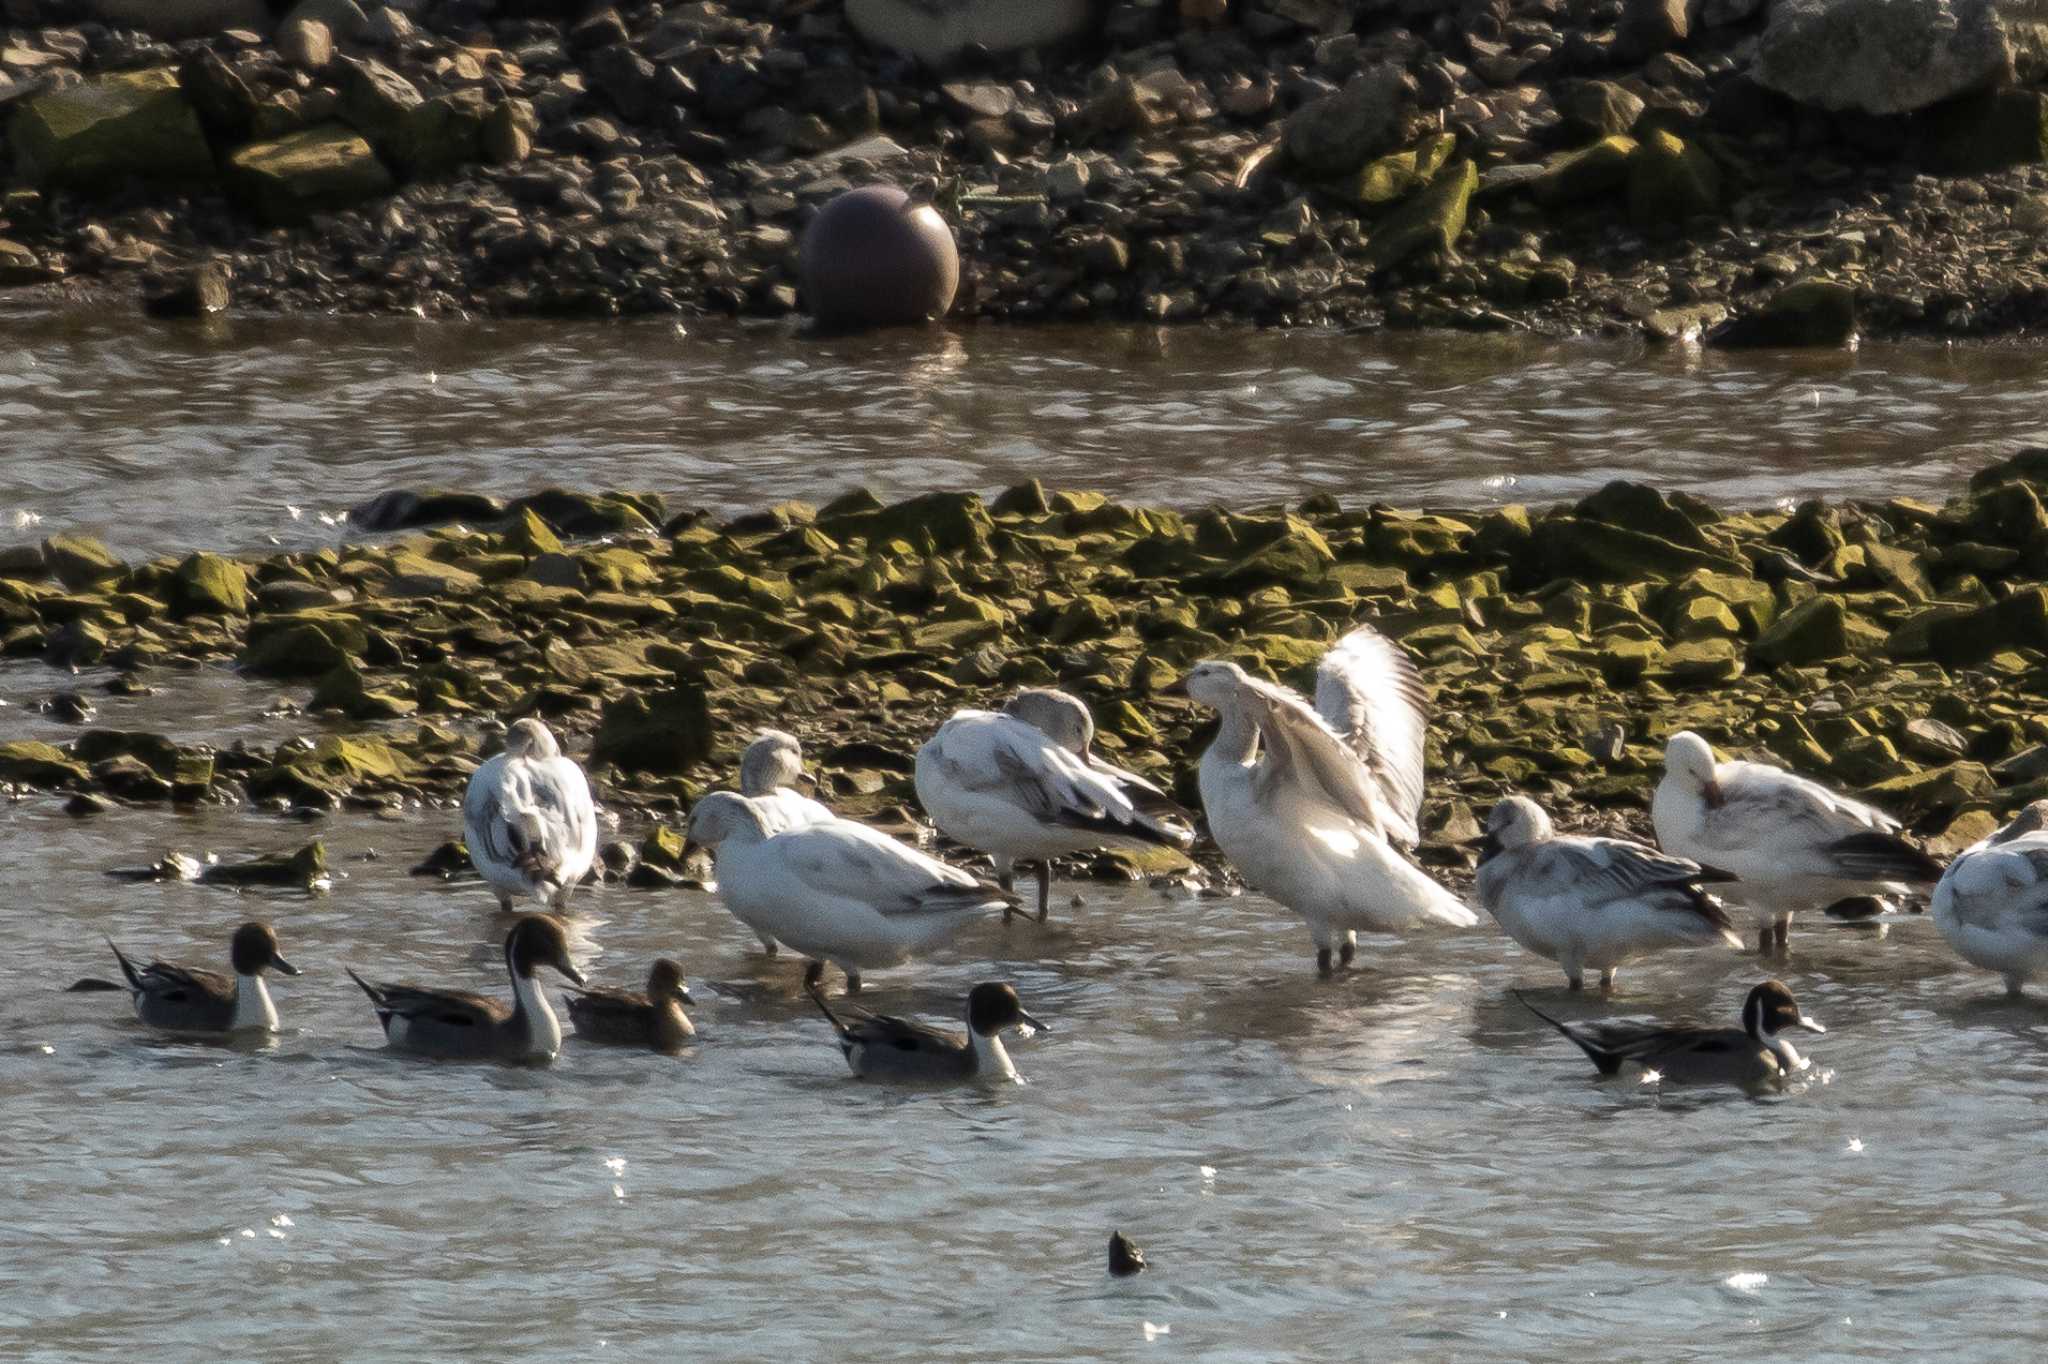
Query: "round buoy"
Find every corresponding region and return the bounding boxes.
[800,184,959,331]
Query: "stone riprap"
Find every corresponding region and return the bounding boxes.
[8,458,2048,891]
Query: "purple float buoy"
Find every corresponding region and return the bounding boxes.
[800,184,959,331]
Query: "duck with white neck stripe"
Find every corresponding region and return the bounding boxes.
[1517,980,1827,1090]
[808,980,1047,1082]
[346,914,586,1064]
[72,921,300,1034]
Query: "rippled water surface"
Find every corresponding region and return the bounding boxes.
[6,305,2048,557]
[5,309,2048,1359]
[3,799,2044,1362]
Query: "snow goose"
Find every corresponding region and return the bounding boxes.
[1182,625,1476,975]
[1931,800,2048,997]
[1476,796,1743,991]
[1652,730,1943,952]
[685,791,1017,992]
[464,718,599,913]
[915,687,1194,922]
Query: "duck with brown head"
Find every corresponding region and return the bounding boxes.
[346,914,587,1064]
[565,958,697,1053]
[75,921,300,1034]
[463,718,600,914]
[808,980,1048,1082]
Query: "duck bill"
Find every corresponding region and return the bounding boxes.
[1018,1009,1051,1034]
[556,957,589,988]
[675,986,696,1006]
[271,955,302,977]
[1795,1014,1826,1034]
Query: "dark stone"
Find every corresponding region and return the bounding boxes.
[179,48,257,144]
[347,488,506,531]
[1710,280,1858,348]
[143,262,231,319]
[800,184,959,331]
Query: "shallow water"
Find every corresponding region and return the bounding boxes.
[5,306,2048,558]
[2,796,2045,1362]
[5,308,2048,1359]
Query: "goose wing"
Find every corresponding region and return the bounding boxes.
[1703,761,1941,883]
[774,820,1018,918]
[1241,673,1408,841]
[1314,626,1429,845]
[935,714,1185,846]
[1533,836,1732,907]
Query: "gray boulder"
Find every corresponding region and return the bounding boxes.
[1754,0,2048,116]
[1285,64,1412,179]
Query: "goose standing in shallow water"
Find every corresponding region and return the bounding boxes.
[73,921,300,1034]
[733,729,835,955]
[1931,800,2048,997]
[1652,730,1944,952]
[1517,979,1826,1089]
[346,913,586,1064]
[1183,626,1476,975]
[685,791,1017,993]
[1476,796,1743,991]
[464,718,599,913]
[808,980,1047,1082]
[565,958,696,1052]
[916,687,1194,922]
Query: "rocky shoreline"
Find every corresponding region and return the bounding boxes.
[7,454,2048,893]
[5,0,2048,339]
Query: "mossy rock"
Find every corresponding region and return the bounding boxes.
[501,507,563,558]
[1329,132,1456,209]
[1532,516,1744,583]
[1857,762,1995,815]
[393,89,489,180]
[1365,159,1477,271]
[1207,517,1335,589]
[821,491,994,554]
[72,729,181,777]
[1626,129,1720,231]
[1914,588,2048,667]
[592,682,713,776]
[240,613,368,676]
[168,552,251,618]
[1710,280,1856,349]
[1748,595,1886,667]
[0,740,89,786]
[226,124,395,227]
[310,662,418,718]
[10,68,214,192]
[1528,135,1636,207]
[41,534,124,591]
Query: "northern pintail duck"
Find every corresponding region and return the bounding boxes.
[75,921,299,1033]
[1653,730,1944,952]
[1519,980,1827,1089]
[464,718,600,913]
[808,980,1046,1082]
[1932,800,2048,997]
[346,913,586,1064]
[685,791,1017,992]
[1476,796,1743,991]
[565,958,696,1052]
[915,687,1194,922]
[1182,626,1476,974]
[734,729,835,955]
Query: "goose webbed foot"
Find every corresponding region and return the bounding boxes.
[1036,866,1051,924]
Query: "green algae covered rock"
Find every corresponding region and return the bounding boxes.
[169,552,251,618]
[1748,595,1882,667]
[1365,159,1477,271]
[1711,280,1857,349]
[10,69,214,191]
[592,683,714,776]
[227,124,394,227]
[1529,135,1636,206]
[1330,133,1455,208]
[240,613,367,676]
[822,491,994,553]
[1627,129,1720,230]
[0,740,89,786]
[1914,588,2048,667]
[41,534,125,591]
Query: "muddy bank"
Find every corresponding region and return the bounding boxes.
[6,453,2048,893]
[5,1,2048,338]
